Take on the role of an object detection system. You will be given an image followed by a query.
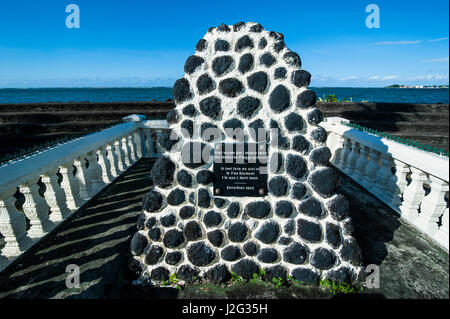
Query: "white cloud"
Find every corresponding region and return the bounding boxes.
[338,75,358,81]
[381,75,400,81]
[373,40,422,45]
[421,57,449,63]
[428,37,449,42]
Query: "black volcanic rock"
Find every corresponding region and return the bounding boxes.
[274,67,287,79]
[179,205,196,219]
[130,233,147,256]
[163,229,184,248]
[207,229,224,247]
[228,222,248,242]
[151,156,175,188]
[235,35,254,51]
[255,221,280,244]
[247,71,268,93]
[291,135,310,154]
[237,96,260,119]
[310,127,327,143]
[165,252,182,265]
[283,242,308,265]
[310,248,336,270]
[284,113,304,132]
[309,146,332,166]
[296,90,317,108]
[212,55,234,76]
[306,108,324,125]
[167,188,185,206]
[142,189,163,212]
[326,195,350,221]
[298,196,326,219]
[197,74,214,95]
[260,52,276,67]
[245,201,271,219]
[215,39,230,51]
[221,245,242,261]
[177,169,192,188]
[219,78,243,97]
[308,167,340,198]
[286,154,307,180]
[238,53,254,74]
[268,176,289,196]
[283,51,301,68]
[184,220,203,241]
[297,218,322,242]
[291,70,311,87]
[187,242,216,267]
[173,78,191,103]
[274,200,293,218]
[231,259,259,279]
[184,55,204,74]
[269,85,290,113]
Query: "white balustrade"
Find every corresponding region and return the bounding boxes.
[41,168,71,222]
[0,114,166,271]
[322,117,449,251]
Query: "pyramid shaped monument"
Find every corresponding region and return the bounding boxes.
[129,22,364,285]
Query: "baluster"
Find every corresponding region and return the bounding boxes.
[114,139,126,172]
[343,140,359,176]
[400,167,427,223]
[106,143,120,177]
[0,188,28,257]
[74,156,92,200]
[362,148,380,189]
[353,144,369,183]
[133,129,143,158]
[59,162,84,210]
[86,150,105,194]
[19,181,53,238]
[41,168,71,222]
[336,137,351,171]
[373,153,395,203]
[434,208,448,250]
[97,146,113,184]
[390,160,410,210]
[144,129,156,158]
[329,134,344,167]
[127,134,137,163]
[121,136,132,168]
[416,176,449,234]
[155,130,164,156]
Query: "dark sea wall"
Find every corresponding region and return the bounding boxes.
[0,101,448,156]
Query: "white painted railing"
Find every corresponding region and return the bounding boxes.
[0,115,169,271]
[322,117,449,251]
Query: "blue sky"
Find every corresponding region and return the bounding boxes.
[0,0,448,88]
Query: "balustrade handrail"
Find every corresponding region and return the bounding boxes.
[0,121,139,195]
[322,117,449,182]
[0,114,170,272]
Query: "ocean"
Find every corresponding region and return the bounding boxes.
[0,87,448,104]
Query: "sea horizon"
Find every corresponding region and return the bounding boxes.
[0,86,448,104]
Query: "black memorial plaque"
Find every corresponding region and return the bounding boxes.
[213,142,268,197]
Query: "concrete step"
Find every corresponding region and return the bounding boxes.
[0,110,170,123]
[0,101,175,113]
[0,121,119,135]
[349,120,448,133]
[317,102,449,113]
[323,110,449,123]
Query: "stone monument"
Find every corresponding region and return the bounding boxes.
[129,22,364,285]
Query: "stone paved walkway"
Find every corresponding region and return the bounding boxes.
[0,158,447,299]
